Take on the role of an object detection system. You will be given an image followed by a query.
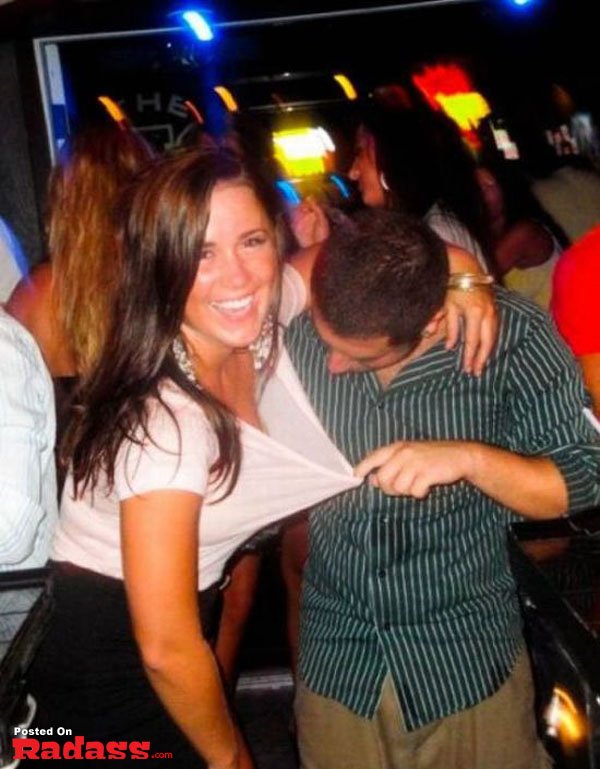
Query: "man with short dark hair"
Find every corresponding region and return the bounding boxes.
[285,209,600,769]
[311,211,448,350]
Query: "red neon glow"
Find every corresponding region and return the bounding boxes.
[412,63,474,109]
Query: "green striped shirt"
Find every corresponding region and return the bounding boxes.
[285,289,600,730]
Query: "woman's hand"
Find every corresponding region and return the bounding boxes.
[445,246,498,376]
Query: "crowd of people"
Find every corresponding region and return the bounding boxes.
[1,88,600,769]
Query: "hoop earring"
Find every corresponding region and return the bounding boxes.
[379,172,390,192]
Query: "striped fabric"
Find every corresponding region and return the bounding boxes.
[0,308,58,571]
[285,289,600,730]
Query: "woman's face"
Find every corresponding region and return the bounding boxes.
[476,168,504,222]
[348,126,387,208]
[182,182,279,362]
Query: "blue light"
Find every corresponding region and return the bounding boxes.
[276,180,301,206]
[505,0,537,8]
[182,11,214,41]
[496,0,540,11]
[329,173,351,200]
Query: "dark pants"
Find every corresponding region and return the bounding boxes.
[25,562,221,767]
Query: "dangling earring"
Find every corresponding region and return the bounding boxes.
[379,172,390,192]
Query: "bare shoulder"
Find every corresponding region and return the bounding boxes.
[6,262,54,321]
[4,262,75,375]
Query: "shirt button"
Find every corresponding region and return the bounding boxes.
[378,568,386,578]
[381,515,389,523]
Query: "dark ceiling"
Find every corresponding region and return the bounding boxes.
[0,0,591,39]
[3,0,599,126]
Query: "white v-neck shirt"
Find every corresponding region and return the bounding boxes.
[53,266,360,589]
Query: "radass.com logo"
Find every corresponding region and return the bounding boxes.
[10,727,173,761]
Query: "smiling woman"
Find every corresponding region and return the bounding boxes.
[183,184,279,369]
[25,146,361,769]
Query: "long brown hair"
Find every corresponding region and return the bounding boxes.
[359,94,492,263]
[68,146,285,498]
[47,123,154,374]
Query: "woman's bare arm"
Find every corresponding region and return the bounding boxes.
[121,489,253,769]
[6,263,75,376]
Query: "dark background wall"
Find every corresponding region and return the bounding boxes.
[0,40,48,266]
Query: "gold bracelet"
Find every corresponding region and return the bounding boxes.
[447,273,495,291]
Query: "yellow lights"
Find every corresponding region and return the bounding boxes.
[214,86,238,113]
[545,686,587,747]
[273,127,336,178]
[435,92,491,132]
[411,63,491,141]
[97,96,127,124]
[333,74,358,101]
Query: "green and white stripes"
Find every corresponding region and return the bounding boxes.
[285,289,600,730]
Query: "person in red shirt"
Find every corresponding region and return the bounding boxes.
[551,225,600,416]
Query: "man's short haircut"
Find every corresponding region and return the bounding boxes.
[312,209,449,345]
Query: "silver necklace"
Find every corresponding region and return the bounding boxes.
[173,314,274,382]
[172,336,199,386]
[248,313,275,372]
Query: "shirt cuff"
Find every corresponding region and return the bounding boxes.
[549,446,600,514]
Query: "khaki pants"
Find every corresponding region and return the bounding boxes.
[295,650,552,769]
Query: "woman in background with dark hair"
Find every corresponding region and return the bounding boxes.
[348,91,491,271]
[476,157,567,308]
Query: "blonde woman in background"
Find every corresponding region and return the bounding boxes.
[7,122,155,377]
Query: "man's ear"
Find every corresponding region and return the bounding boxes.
[422,309,446,338]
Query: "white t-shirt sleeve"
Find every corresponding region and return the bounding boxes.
[0,218,27,303]
[0,310,57,566]
[425,205,488,272]
[114,391,218,500]
[279,263,307,326]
